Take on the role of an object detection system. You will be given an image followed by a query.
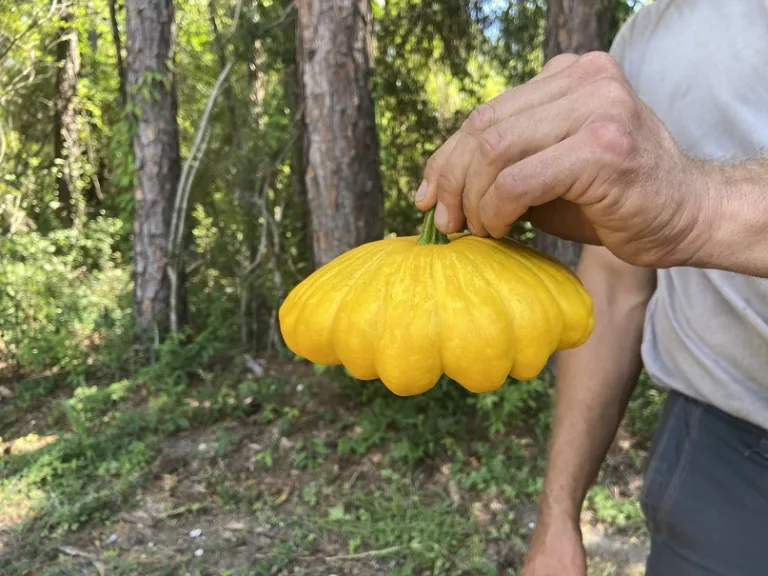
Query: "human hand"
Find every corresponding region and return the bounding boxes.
[414,51,715,269]
[521,515,586,576]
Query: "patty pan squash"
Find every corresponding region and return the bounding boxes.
[279,208,594,396]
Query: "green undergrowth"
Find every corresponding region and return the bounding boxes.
[1,333,663,574]
[0,331,254,555]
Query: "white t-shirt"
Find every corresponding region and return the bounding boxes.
[610,0,768,429]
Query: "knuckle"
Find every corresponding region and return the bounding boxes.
[462,194,483,226]
[462,197,484,235]
[594,77,633,109]
[436,171,461,197]
[479,204,507,238]
[478,196,496,230]
[586,121,633,157]
[575,51,621,77]
[478,126,506,162]
[496,167,527,196]
[464,103,497,134]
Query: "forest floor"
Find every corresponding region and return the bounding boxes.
[0,354,656,575]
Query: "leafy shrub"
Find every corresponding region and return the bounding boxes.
[0,217,129,374]
[626,372,667,444]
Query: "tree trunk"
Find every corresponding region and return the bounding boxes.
[536,0,606,270]
[296,0,384,268]
[545,0,603,60]
[108,0,127,107]
[125,0,181,336]
[53,10,81,227]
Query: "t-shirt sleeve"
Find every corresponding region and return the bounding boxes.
[608,9,643,75]
[609,2,676,93]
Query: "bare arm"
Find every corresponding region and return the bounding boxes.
[688,158,768,277]
[523,244,656,575]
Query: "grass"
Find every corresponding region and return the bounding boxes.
[0,337,662,575]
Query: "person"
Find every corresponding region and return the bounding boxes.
[414,1,768,575]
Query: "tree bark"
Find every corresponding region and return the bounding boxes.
[545,0,603,60]
[53,10,81,227]
[537,0,605,270]
[296,0,384,268]
[125,0,181,336]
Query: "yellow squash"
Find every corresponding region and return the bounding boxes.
[279,209,594,396]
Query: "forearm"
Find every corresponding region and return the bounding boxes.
[690,158,768,278]
[538,248,654,524]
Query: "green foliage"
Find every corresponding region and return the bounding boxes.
[0,333,270,546]
[494,0,546,85]
[626,372,667,443]
[0,421,156,537]
[372,0,509,237]
[319,486,499,575]
[335,376,474,464]
[0,216,129,374]
[0,0,645,363]
[587,485,644,529]
[1,1,658,572]
[603,0,646,49]
[0,347,659,573]
[324,372,552,518]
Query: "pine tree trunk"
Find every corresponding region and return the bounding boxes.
[125,0,181,336]
[545,0,603,59]
[53,10,81,227]
[537,0,605,270]
[296,0,384,268]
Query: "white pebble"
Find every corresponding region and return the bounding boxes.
[189,528,202,538]
[194,548,204,557]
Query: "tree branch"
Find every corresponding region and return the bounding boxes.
[0,120,6,167]
[168,127,211,333]
[166,0,297,333]
[108,0,126,106]
[168,60,232,263]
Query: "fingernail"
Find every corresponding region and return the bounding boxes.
[434,202,449,230]
[415,180,427,203]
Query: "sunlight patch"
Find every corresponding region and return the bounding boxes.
[1,433,59,456]
[0,478,45,530]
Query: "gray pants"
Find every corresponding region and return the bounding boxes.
[641,390,768,575]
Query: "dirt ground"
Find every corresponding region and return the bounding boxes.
[0,359,650,575]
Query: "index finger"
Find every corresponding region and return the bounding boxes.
[414,131,460,211]
[428,54,619,234]
[414,54,579,215]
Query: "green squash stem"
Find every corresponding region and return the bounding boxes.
[416,207,450,246]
